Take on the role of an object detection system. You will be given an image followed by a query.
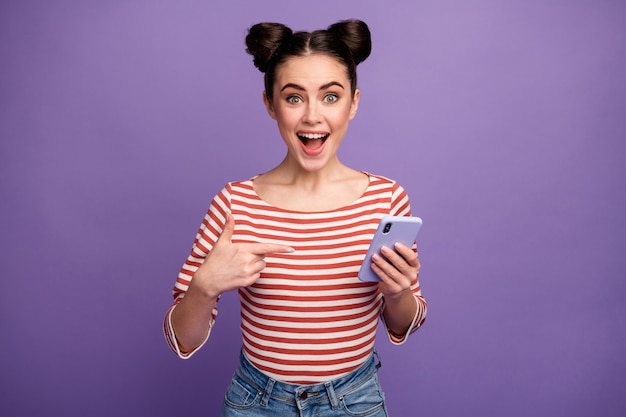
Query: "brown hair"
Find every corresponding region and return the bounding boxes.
[245,19,372,100]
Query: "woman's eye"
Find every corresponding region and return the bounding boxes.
[286,96,302,104]
[323,94,339,103]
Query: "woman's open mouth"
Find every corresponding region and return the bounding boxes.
[297,132,329,151]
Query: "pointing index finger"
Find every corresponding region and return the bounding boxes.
[248,243,296,256]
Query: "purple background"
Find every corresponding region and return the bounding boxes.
[2,1,625,416]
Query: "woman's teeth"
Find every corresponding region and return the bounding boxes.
[298,133,329,142]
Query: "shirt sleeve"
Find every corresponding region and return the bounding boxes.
[163,185,231,358]
[380,180,428,344]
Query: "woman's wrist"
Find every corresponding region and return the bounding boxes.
[382,289,417,334]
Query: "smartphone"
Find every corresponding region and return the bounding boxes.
[357,216,423,282]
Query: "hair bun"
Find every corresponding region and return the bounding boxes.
[327,19,372,65]
[245,22,293,73]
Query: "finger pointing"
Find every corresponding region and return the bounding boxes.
[248,243,296,255]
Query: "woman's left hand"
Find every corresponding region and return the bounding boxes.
[370,242,420,297]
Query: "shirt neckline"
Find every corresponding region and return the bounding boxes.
[246,171,373,214]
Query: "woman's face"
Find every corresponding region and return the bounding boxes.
[264,54,360,172]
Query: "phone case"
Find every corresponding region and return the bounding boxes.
[357,216,423,282]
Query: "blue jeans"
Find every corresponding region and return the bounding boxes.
[221,350,389,417]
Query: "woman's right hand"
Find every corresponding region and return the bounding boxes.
[189,212,295,298]
[172,212,295,354]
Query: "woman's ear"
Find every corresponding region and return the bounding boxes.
[263,91,277,120]
[349,89,361,120]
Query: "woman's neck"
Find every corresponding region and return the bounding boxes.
[252,158,369,212]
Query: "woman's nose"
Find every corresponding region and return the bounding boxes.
[302,102,321,124]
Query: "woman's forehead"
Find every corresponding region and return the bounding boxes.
[274,55,349,86]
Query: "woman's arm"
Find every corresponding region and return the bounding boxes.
[170,283,219,355]
[165,212,295,356]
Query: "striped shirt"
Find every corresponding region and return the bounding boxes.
[164,172,427,384]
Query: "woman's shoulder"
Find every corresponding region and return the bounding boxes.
[218,174,260,192]
[361,171,401,188]
[208,177,258,202]
[226,176,257,188]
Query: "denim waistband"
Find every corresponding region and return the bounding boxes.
[234,350,382,408]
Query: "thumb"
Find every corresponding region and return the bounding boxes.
[217,212,235,244]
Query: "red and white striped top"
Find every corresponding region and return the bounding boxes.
[164,172,427,384]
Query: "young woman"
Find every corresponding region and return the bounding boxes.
[164,19,427,416]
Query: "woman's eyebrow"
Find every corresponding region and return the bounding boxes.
[280,83,304,92]
[280,81,345,92]
[319,81,344,90]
